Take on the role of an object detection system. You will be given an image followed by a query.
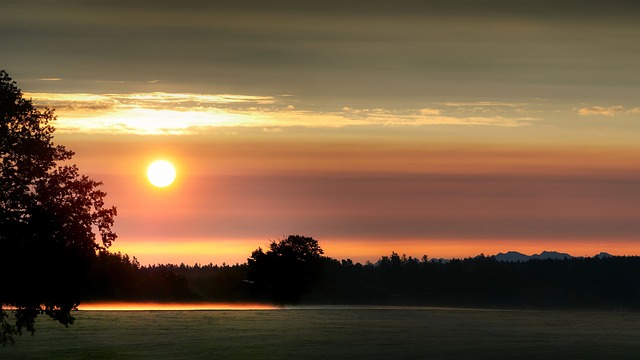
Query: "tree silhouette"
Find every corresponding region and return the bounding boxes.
[0,70,117,345]
[247,235,324,304]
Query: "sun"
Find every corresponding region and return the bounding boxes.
[147,160,176,188]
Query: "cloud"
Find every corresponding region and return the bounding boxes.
[343,107,530,127]
[119,92,275,106]
[419,108,442,116]
[442,101,528,107]
[26,93,118,111]
[27,91,276,112]
[26,92,533,134]
[577,105,624,117]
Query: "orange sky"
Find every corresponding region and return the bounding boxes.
[56,133,640,265]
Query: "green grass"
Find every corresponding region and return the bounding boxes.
[3,307,640,359]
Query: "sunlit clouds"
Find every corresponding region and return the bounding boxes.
[418,108,442,116]
[35,91,640,137]
[26,91,542,135]
[576,105,640,117]
[27,92,277,134]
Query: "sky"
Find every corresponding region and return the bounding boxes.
[2,0,640,265]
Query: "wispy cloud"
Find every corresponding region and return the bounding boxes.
[28,92,275,108]
[418,108,442,116]
[27,92,533,135]
[342,107,532,127]
[442,101,529,107]
[577,105,625,117]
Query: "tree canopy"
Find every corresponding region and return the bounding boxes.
[0,70,117,345]
[247,235,325,304]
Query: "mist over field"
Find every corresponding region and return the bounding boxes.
[4,308,640,359]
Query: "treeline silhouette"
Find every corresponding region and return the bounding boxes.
[83,249,640,310]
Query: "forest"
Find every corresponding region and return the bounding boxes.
[81,237,640,310]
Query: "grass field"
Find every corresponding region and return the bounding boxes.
[2,307,640,359]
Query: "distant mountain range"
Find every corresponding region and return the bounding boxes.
[494,251,613,262]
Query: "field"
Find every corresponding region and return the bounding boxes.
[3,307,640,359]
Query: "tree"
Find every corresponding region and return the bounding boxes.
[0,70,117,345]
[247,235,324,304]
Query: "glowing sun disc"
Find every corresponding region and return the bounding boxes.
[147,160,176,188]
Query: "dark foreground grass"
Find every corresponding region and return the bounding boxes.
[2,307,640,359]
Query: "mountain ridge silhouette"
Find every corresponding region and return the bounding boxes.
[494,250,613,262]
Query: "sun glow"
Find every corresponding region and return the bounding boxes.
[147,160,176,188]
[26,91,534,135]
[78,302,277,311]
